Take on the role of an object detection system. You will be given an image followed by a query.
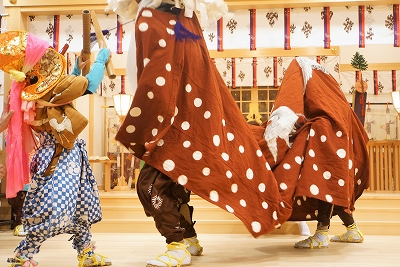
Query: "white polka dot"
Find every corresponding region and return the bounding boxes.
[338,179,345,186]
[313,164,318,171]
[283,163,291,170]
[193,151,202,160]
[159,39,166,47]
[246,168,254,180]
[156,77,165,86]
[272,211,278,220]
[226,170,232,178]
[169,19,176,25]
[357,179,361,185]
[337,149,346,158]
[303,196,307,201]
[213,135,220,146]
[323,171,331,180]
[157,139,164,146]
[183,141,191,148]
[166,28,175,35]
[163,160,175,172]
[348,159,353,170]
[231,184,238,193]
[226,205,234,213]
[158,116,164,122]
[138,22,148,32]
[178,175,188,185]
[165,63,171,71]
[181,121,190,130]
[174,107,178,116]
[256,150,262,157]
[194,98,202,107]
[297,199,301,206]
[310,184,319,195]
[251,222,261,233]
[266,162,271,170]
[147,91,154,99]
[355,168,359,175]
[321,135,327,142]
[152,128,158,136]
[210,190,219,202]
[222,119,226,126]
[171,117,175,125]
[185,84,192,92]
[310,129,315,136]
[130,107,141,117]
[239,146,245,153]
[204,111,211,119]
[262,202,268,209]
[126,125,135,133]
[202,168,210,176]
[280,183,288,190]
[309,149,315,157]
[306,214,312,219]
[240,199,247,207]
[325,195,333,202]
[227,132,234,141]
[142,10,153,17]
[336,131,343,137]
[222,153,229,161]
[295,156,302,164]
[258,183,266,192]
[144,58,150,67]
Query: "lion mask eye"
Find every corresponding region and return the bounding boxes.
[29,75,38,85]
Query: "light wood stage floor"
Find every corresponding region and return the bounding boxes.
[1,230,399,267]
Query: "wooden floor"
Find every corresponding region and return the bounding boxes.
[1,230,399,267]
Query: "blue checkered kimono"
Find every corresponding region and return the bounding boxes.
[15,132,102,257]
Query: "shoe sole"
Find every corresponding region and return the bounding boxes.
[331,239,363,243]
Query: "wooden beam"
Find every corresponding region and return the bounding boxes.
[209,46,340,58]
[3,0,400,16]
[340,63,400,72]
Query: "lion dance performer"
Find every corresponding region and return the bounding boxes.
[0,30,112,267]
[109,0,369,266]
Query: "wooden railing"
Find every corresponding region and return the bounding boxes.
[367,140,400,192]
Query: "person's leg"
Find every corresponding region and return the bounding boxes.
[7,190,27,236]
[172,183,203,256]
[295,221,311,236]
[137,163,191,267]
[294,200,331,249]
[330,205,364,243]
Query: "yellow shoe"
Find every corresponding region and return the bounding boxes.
[13,225,26,237]
[294,229,330,249]
[77,242,112,267]
[184,236,203,256]
[331,223,364,243]
[146,242,191,267]
[7,255,37,267]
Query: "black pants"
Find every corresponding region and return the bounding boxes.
[137,163,197,243]
[317,200,355,227]
[7,190,27,228]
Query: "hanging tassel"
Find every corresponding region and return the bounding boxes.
[174,20,202,42]
[9,69,26,82]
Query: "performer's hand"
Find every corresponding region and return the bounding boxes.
[98,41,112,60]
[0,95,14,133]
[0,163,5,179]
[78,50,91,70]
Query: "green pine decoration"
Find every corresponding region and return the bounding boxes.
[350,52,368,72]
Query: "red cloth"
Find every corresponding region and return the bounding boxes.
[254,58,370,220]
[116,8,369,237]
